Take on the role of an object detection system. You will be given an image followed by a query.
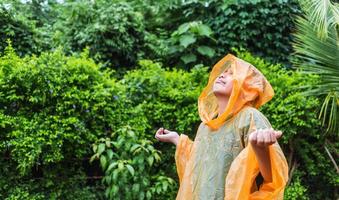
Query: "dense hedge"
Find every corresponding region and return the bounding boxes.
[206,0,301,64]
[0,45,125,199]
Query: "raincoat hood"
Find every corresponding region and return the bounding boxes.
[198,54,274,130]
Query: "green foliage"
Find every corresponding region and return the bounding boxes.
[53,1,146,69]
[284,172,309,200]
[138,0,301,67]
[0,44,123,198]
[91,126,175,200]
[205,0,301,64]
[121,60,208,134]
[0,44,124,174]
[4,187,45,200]
[293,4,339,134]
[90,59,209,199]
[166,21,217,69]
[0,6,44,56]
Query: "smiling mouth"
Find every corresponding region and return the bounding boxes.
[216,80,226,85]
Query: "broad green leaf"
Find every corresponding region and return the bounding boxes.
[197,46,215,58]
[107,149,114,160]
[92,144,97,152]
[98,143,105,155]
[179,34,196,48]
[106,162,118,173]
[177,23,190,35]
[180,54,197,64]
[197,24,213,37]
[125,164,135,176]
[147,156,154,166]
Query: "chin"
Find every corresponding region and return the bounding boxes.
[213,85,231,96]
[213,89,226,96]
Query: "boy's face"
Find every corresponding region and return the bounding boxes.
[212,68,234,97]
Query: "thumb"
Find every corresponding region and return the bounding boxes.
[163,129,170,134]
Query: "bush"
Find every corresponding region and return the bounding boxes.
[207,0,301,64]
[0,6,44,56]
[155,0,301,64]
[92,60,209,199]
[0,44,123,198]
[53,1,146,69]
[284,171,309,200]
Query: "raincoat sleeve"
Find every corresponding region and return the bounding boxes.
[175,133,194,184]
[224,107,289,200]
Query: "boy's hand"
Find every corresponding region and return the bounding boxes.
[155,127,180,146]
[249,128,282,147]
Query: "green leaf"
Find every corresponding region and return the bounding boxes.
[180,54,197,64]
[179,34,196,48]
[147,156,154,166]
[197,46,215,58]
[106,162,118,173]
[98,143,105,155]
[89,153,98,163]
[177,23,190,35]
[92,144,97,153]
[118,162,124,170]
[107,149,114,160]
[130,144,140,152]
[105,140,111,148]
[113,169,119,180]
[100,155,107,170]
[196,24,213,37]
[125,164,135,176]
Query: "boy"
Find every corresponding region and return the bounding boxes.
[155,54,288,200]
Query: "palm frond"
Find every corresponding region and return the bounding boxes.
[299,0,339,39]
[293,17,339,92]
[319,92,338,133]
[293,1,339,134]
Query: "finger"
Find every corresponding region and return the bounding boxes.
[272,130,277,143]
[155,132,160,140]
[249,130,258,144]
[269,130,276,145]
[275,130,282,139]
[257,129,265,147]
[263,129,271,145]
[163,129,170,134]
[156,134,171,142]
[155,128,163,136]
[157,128,163,135]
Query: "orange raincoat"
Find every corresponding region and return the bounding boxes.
[175,54,288,199]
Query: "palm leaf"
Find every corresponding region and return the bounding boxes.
[298,0,339,39]
[293,1,339,134]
